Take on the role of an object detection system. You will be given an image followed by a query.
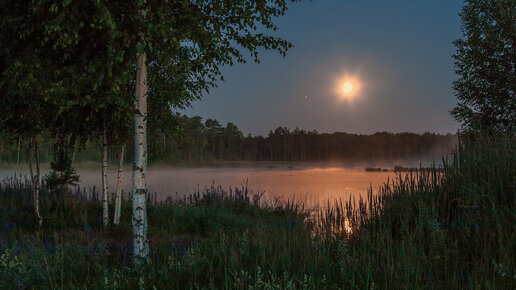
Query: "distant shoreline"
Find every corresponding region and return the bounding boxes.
[0,159,443,173]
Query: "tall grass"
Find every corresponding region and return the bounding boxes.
[0,134,514,288]
[316,133,515,288]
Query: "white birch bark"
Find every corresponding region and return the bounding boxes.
[34,139,42,226]
[132,31,150,263]
[113,144,125,225]
[16,136,21,165]
[71,150,76,168]
[1,138,4,164]
[28,138,42,226]
[102,126,109,226]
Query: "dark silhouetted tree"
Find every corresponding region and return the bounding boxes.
[451,0,516,132]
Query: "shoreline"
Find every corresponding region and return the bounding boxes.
[0,159,442,172]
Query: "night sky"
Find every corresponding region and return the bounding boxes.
[182,0,463,136]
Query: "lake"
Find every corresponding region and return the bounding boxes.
[1,166,396,206]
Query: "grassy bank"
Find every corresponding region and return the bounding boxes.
[0,135,514,288]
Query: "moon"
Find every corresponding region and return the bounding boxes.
[334,75,362,101]
[342,81,353,94]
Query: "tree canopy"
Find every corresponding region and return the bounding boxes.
[1,0,302,263]
[1,0,300,146]
[451,0,516,133]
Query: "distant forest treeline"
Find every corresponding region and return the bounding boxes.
[0,114,457,165]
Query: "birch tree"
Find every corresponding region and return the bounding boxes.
[101,125,109,227]
[127,0,301,262]
[0,92,48,225]
[1,1,133,227]
[113,144,125,225]
[133,39,150,262]
[16,136,21,165]
[2,0,301,264]
[28,137,43,226]
[108,97,133,226]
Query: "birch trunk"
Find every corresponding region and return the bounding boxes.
[28,138,42,226]
[102,126,109,227]
[35,139,42,226]
[132,38,149,263]
[113,144,125,225]
[16,136,21,165]
[71,150,76,168]
[0,139,3,164]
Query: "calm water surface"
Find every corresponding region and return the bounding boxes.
[81,167,394,205]
[1,166,396,206]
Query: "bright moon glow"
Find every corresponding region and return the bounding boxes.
[342,81,353,94]
[335,76,362,102]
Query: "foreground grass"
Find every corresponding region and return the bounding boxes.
[0,134,514,289]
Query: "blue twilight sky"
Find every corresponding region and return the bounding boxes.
[181,0,464,136]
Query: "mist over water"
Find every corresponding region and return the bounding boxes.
[1,164,404,206]
[91,166,395,205]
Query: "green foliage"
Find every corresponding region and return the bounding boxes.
[1,0,302,165]
[0,1,137,157]
[452,0,516,133]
